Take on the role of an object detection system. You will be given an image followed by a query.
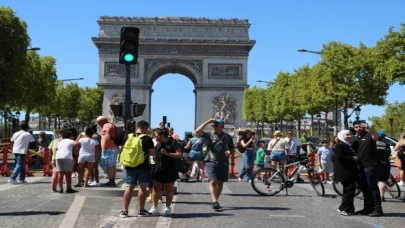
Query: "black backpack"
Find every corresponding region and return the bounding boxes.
[111,124,125,146]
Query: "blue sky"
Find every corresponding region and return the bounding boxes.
[3,0,404,138]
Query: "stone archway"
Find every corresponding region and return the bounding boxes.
[93,16,255,129]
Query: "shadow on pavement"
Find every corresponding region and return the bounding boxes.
[224,193,263,197]
[223,206,290,211]
[172,213,233,218]
[0,211,65,216]
[178,192,210,195]
[381,212,405,217]
[174,201,212,205]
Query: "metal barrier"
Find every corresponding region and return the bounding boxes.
[1,148,52,176]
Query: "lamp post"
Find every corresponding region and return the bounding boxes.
[15,111,20,131]
[27,47,41,51]
[60,78,84,82]
[389,118,394,137]
[256,80,274,86]
[354,106,361,121]
[349,120,353,127]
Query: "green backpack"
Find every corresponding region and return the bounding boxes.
[120,133,148,168]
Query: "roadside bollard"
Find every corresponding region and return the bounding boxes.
[229,152,236,178]
[43,148,51,176]
[1,148,11,176]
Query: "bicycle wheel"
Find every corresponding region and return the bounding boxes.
[251,168,284,196]
[307,169,325,196]
[386,174,401,199]
[332,181,362,197]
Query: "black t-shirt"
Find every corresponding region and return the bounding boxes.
[123,133,154,170]
[376,140,391,161]
[351,132,377,167]
[156,137,178,170]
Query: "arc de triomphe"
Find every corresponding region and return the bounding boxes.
[92,16,255,129]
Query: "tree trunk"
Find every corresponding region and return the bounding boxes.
[297,118,301,136]
[261,122,264,138]
[343,101,349,129]
[324,112,328,137]
[24,107,32,125]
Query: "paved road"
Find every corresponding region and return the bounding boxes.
[0,159,404,228]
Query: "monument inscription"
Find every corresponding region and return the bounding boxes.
[104,62,138,78]
[209,64,242,79]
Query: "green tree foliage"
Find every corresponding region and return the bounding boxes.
[368,101,405,137]
[77,87,104,124]
[269,72,291,122]
[242,88,256,123]
[375,23,405,85]
[59,83,81,120]
[0,7,30,109]
[316,41,389,129]
[19,52,57,124]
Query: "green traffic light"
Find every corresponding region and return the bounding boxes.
[124,54,134,62]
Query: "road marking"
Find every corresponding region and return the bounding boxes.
[58,195,86,228]
[0,177,47,192]
[269,214,306,218]
[155,195,177,228]
[27,198,53,212]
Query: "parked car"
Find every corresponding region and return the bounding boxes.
[383,136,398,157]
[32,130,58,142]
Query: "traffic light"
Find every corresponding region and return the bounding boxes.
[132,103,147,117]
[163,116,167,124]
[119,27,140,65]
[110,104,124,117]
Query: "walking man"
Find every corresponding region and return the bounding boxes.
[97,116,120,187]
[193,118,235,210]
[8,123,39,184]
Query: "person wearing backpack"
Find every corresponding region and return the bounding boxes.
[97,116,121,187]
[119,121,156,218]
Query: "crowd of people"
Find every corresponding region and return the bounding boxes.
[6,116,405,219]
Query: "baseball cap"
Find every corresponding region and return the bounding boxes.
[214,119,225,125]
[376,130,386,139]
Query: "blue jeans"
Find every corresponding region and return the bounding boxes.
[238,149,255,181]
[11,154,26,181]
[358,165,383,213]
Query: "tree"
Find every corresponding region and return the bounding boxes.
[242,87,257,123]
[268,71,292,131]
[77,87,104,124]
[0,7,30,109]
[375,23,405,85]
[59,83,81,120]
[368,101,405,137]
[315,41,389,129]
[18,53,58,124]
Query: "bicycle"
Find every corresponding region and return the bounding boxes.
[332,173,401,199]
[251,154,325,196]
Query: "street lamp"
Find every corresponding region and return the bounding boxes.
[27,47,40,51]
[297,49,322,54]
[256,80,274,85]
[389,118,394,137]
[349,120,353,127]
[354,106,361,121]
[60,78,84,82]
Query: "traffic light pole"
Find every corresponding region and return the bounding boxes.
[124,64,132,128]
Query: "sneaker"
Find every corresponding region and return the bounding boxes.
[149,206,159,215]
[71,172,78,178]
[147,196,153,203]
[322,180,327,184]
[52,189,58,193]
[340,211,352,216]
[354,209,373,215]
[66,188,78,193]
[398,181,404,186]
[8,179,17,184]
[138,209,151,217]
[101,182,116,187]
[164,207,172,216]
[327,180,333,184]
[337,209,341,213]
[212,202,222,210]
[119,210,128,218]
[238,177,242,181]
[18,180,27,184]
[368,210,383,217]
[58,189,64,194]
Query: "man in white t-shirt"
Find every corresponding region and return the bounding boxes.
[8,123,38,184]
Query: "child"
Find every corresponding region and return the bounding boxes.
[76,127,100,188]
[255,142,266,170]
[317,140,334,184]
[56,130,78,193]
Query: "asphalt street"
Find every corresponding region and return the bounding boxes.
[0,157,404,228]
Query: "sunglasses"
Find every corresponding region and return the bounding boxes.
[211,125,219,128]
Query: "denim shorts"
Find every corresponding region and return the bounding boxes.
[205,161,229,182]
[101,148,119,167]
[188,150,204,162]
[125,168,151,187]
[270,151,286,161]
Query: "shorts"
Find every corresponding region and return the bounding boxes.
[101,148,119,167]
[125,168,151,187]
[188,150,204,162]
[376,160,390,181]
[270,151,286,161]
[320,162,334,173]
[205,161,229,182]
[154,169,179,184]
[56,159,73,172]
[78,155,95,164]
